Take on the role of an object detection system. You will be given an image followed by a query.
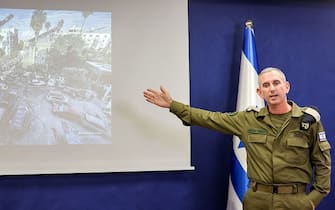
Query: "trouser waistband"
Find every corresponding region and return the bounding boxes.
[251,181,307,194]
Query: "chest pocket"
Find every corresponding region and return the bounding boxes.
[247,134,267,160]
[286,137,310,165]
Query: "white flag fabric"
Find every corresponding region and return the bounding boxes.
[226,21,264,210]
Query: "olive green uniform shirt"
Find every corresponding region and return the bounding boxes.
[170,100,331,206]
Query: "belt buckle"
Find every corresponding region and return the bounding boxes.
[273,185,278,194]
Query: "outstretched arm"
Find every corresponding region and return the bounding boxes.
[143,86,173,108]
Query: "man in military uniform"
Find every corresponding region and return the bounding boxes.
[143,67,331,210]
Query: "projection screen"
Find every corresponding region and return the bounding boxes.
[0,0,192,174]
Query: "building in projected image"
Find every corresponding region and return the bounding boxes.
[0,28,19,57]
[0,9,112,145]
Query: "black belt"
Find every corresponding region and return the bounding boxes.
[251,181,306,194]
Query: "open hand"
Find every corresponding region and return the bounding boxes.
[143,86,173,108]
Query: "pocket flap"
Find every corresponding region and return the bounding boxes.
[248,134,267,143]
[287,138,309,148]
[319,141,331,151]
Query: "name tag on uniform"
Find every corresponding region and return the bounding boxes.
[319,131,327,141]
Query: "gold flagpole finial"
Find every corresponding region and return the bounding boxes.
[245,20,253,28]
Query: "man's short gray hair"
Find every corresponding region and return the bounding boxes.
[258,67,287,86]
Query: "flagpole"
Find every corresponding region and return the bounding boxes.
[245,20,252,28]
[226,20,264,210]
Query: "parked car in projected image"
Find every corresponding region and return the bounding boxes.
[29,79,46,86]
[52,103,82,122]
[9,102,30,132]
[82,113,107,132]
[47,91,68,104]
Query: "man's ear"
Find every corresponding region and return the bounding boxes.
[285,81,290,94]
[256,88,263,98]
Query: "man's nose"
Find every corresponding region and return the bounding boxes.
[269,84,275,90]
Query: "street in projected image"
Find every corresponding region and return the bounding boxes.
[0,9,112,145]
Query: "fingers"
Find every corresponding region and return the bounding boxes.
[145,88,158,95]
[143,90,155,102]
[144,97,155,104]
[143,89,157,99]
[143,86,172,108]
[143,93,155,105]
[143,88,160,104]
[145,87,167,98]
[160,85,166,94]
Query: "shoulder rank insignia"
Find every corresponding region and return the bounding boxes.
[302,106,320,122]
[246,106,260,112]
[301,106,320,130]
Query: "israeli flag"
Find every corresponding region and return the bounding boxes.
[226,20,264,210]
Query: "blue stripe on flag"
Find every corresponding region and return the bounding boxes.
[231,149,249,202]
[243,27,259,73]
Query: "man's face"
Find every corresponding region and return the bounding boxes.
[257,71,290,106]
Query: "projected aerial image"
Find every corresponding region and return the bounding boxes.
[0,9,112,145]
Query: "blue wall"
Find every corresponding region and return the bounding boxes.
[0,1,334,209]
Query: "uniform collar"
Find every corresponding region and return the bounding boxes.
[257,100,303,119]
